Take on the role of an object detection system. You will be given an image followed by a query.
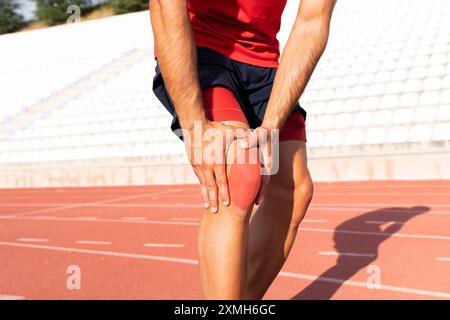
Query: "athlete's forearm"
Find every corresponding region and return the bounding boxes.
[150,0,207,130]
[262,1,336,130]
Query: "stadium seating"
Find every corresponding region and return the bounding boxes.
[0,0,449,186]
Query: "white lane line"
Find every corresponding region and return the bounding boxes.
[314,185,450,189]
[303,219,328,223]
[0,294,25,300]
[1,241,449,299]
[298,227,450,241]
[365,220,404,225]
[170,218,199,221]
[0,242,198,265]
[2,216,197,226]
[1,217,450,241]
[32,216,57,220]
[3,215,450,241]
[0,203,192,207]
[310,203,441,207]
[78,204,450,215]
[314,192,450,196]
[121,217,147,221]
[318,251,376,258]
[278,272,450,299]
[144,243,185,248]
[3,201,450,207]
[75,240,111,245]
[309,207,450,216]
[3,203,450,215]
[423,212,450,216]
[6,188,184,218]
[93,203,202,208]
[17,238,49,243]
[1,215,56,220]
[0,204,64,207]
[10,204,450,216]
[435,257,450,262]
[311,203,450,208]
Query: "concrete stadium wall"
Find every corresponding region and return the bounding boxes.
[308,153,450,181]
[0,162,196,188]
[1,151,450,188]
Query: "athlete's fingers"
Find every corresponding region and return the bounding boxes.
[239,130,259,149]
[259,134,272,176]
[204,168,218,213]
[214,164,230,207]
[232,127,248,140]
[193,165,210,209]
[255,174,270,205]
[223,126,248,157]
[253,128,272,204]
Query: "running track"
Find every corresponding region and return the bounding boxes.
[0,181,449,300]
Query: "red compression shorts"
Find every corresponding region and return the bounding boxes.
[202,87,307,142]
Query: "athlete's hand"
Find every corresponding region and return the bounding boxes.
[184,120,247,213]
[240,127,277,205]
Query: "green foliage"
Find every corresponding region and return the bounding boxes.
[0,0,24,35]
[109,0,148,15]
[34,0,93,25]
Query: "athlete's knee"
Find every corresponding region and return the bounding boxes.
[227,139,261,211]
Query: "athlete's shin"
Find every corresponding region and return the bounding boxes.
[197,139,262,300]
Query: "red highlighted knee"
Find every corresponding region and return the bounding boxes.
[227,146,262,210]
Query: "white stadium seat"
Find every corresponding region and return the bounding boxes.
[324,130,345,147]
[361,97,380,111]
[432,122,450,141]
[344,129,365,145]
[353,111,372,127]
[420,91,441,106]
[414,106,436,123]
[399,93,419,108]
[380,95,400,109]
[443,76,450,89]
[387,126,409,143]
[372,110,393,126]
[436,105,450,121]
[409,124,433,142]
[365,128,387,144]
[393,108,414,124]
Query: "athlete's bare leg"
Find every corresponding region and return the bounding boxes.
[246,141,313,299]
[197,120,259,300]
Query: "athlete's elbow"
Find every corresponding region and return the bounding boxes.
[294,18,330,42]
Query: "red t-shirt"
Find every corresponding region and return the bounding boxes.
[188,0,287,68]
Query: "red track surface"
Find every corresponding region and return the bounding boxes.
[1,181,450,300]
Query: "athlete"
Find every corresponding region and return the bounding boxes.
[150,0,337,299]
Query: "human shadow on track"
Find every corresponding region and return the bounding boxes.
[290,205,430,300]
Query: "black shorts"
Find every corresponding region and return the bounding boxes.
[152,47,307,141]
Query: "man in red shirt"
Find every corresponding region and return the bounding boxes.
[151,0,336,299]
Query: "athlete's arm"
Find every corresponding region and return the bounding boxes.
[150,0,206,130]
[242,0,336,204]
[263,0,337,129]
[150,0,237,212]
